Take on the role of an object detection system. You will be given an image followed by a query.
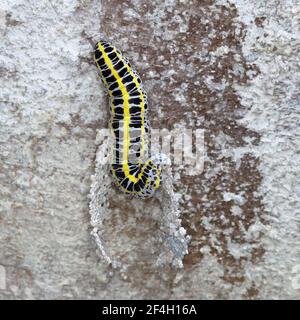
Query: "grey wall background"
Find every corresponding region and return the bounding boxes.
[0,0,299,299]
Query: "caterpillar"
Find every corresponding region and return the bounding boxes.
[94,40,161,198]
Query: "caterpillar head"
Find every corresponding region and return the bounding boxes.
[137,159,161,198]
[110,159,162,199]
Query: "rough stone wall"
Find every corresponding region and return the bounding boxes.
[0,0,299,299]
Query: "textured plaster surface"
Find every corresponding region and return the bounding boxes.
[0,0,299,299]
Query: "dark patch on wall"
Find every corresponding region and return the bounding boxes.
[97,0,265,297]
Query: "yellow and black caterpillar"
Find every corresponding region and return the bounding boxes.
[94,40,161,198]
